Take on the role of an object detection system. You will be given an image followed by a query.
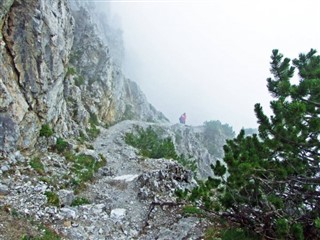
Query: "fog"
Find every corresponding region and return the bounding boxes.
[99,0,319,132]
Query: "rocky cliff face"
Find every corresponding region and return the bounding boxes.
[0,0,74,153]
[0,0,167,155]
[67,3,167,128]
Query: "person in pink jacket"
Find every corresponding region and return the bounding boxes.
[179,113,186,124]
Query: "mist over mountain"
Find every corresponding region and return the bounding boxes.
[108,1,320,132]
[0,1,231,239]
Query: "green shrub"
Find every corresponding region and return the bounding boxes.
[221,228,258,240]
[276,218,289,239]
[70,154,107,192]
[44,191,59,207]
[74,75,84,87]
[71,197,90,206]
[125,126,177,159]
[182,205,203,216]
[125,126,197,172]
[39,124,53,137]
[316,218,320,229]
[39,176,51,184]
[72,154,95,181]
[60,152,107,193]
[89,112,99,126]
[212,160,227,177]
[292,223,304,240]
[66,67,76,77]
[77,130,87,144]
[64,151,76,162]
[204,226,260,240]
[176,154,197,173]
[125,126,198,173]
[211,50,320,239]
[56,137,68,153]
[30,157,45,175]
[86,123,100,140]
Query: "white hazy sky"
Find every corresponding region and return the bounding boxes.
[102,0,320,132]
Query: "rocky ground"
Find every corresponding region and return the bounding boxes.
[0,121,212,239]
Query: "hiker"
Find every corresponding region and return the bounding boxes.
[179,113,186,124]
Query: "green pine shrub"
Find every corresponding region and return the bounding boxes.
[71,197,90,206]
[56,138,68,153]
[182,205,203,216]
[125,126,198,173]
[66,153,107,193]
[66,67,76,77]
[29,157,45,175]
[180,49,320,239]
[74,75,85,87]
[39,124,53,137]
[125,126,177,159]
[86,123,100,140]
[44,191,59,207]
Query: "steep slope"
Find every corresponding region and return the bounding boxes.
[0,0,167,156]
[67,3,168,128]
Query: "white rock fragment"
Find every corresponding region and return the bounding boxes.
[92,204,105,214]
[110,208,126,220]
[113,174,139,182]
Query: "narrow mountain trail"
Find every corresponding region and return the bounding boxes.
[0,120,210,240]
[60,120,203,239]
[94,120,160,176]
[83,120,153,238]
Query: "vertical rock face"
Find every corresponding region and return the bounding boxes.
[0,0,168,154]
[0,0,74,152]
[67,2,168,126]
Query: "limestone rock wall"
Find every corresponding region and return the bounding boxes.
[67,5,168,127]
[0,0,167,154]
[0,0,74,153]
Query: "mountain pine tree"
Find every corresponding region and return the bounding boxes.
[221,49,320,239]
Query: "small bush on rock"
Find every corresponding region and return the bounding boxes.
[39,124,53,137]
[125,126,177,159]
[125,126,198,173]
[86,123,100,140]
[30,157,45,175]
[44,191,60,207]
[56,138,68,153]
[71,197,90,206]
[67,153,107,193]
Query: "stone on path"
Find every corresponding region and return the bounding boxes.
[113,174,139,182]
[110,208,126,220]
